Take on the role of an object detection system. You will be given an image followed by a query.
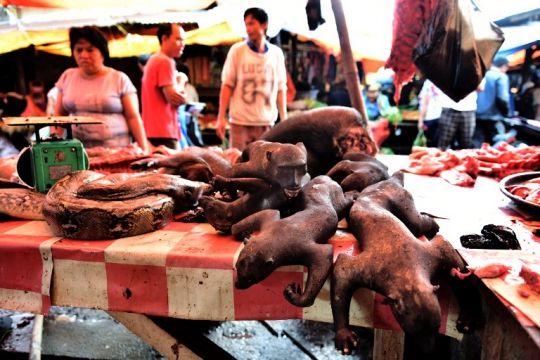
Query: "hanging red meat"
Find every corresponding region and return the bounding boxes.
[385,0,434,104]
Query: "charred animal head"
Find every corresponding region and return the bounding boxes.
[235,241,277,289]
[387,285,441,336]
[263,142,309,195]
[335,127,377,158]
[198,196,234,233]
[177,162,214,184]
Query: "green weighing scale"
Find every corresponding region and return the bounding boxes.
[2,116,104,193]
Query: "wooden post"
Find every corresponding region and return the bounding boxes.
[373,329,405,360]
[106,311,201,360]
[29,314,44,360]
[291,34,298,84]
[330,0,369,121]
[518,47,534,94]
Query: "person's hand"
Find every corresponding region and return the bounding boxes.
[417,120,426,131]
[215,114,228,140]
[3,92,24,100]
[177,72,188,87]
[141,140,156,155]
[168,91,186,107]
[152,144,179,156]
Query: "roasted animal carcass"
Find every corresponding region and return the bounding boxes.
[233,175,358,307]
[261,107,377,176]
[326,153,389,192]
[331,171,478,354]
[199,141,310,233]
[131,146,232,183]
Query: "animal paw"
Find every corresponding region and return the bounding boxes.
[175,208,206,223]
[335,327,359,355]
[130,158,155,170]
[239,231,252,242]
[283,282,310,307]
[456,312,481,334]
[211,175,227,190]
[450,267,473,280]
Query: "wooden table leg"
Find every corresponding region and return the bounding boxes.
[148,316,236,360]
[106,311,200,360]
[373,329,405,360]
[476,280,540,360]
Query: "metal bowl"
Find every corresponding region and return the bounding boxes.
[499,171,540,213]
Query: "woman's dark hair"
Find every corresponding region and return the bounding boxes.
[244,7,268,25]
[69,26,109,60]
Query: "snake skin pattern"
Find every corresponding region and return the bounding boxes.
[42,171,204,240]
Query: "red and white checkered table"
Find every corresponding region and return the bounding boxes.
[0,216,464,339]
[1,159,539,344]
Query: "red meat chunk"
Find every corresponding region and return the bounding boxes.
[520,264,540,293]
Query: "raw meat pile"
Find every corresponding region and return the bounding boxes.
[468,263,510,278]
[0,156,17,180]
[404,142,540,187]
[88,143,149,174]
[520,264,540,293]
[505,176,540,205]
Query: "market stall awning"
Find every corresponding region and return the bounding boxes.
[196,0,394,62]
[0,6,204,33]
[507,49,540,68]
[0,28,67,53]
[1,0,538,63]
[0,0,215,10]
[493,6,540,27]
[25,22,241,58]
[35,33,160,57]
[0,0,214,54]
[185,21,242,46]
[497,21,540,57]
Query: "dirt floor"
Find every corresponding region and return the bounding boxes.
[1,306,481,359]
[0,307,374,359]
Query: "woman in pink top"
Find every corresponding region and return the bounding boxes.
[53,26,149,154]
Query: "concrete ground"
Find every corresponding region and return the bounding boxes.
[0,307,374,359]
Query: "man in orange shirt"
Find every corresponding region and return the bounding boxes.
[142,23,188,150]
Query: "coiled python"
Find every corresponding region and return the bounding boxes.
[0,179,45,220]
[42,170,204,240]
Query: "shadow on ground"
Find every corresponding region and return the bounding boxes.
[0,307,374,359]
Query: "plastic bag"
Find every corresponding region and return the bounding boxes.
[413,129,428,147]
[413,0,504,102]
